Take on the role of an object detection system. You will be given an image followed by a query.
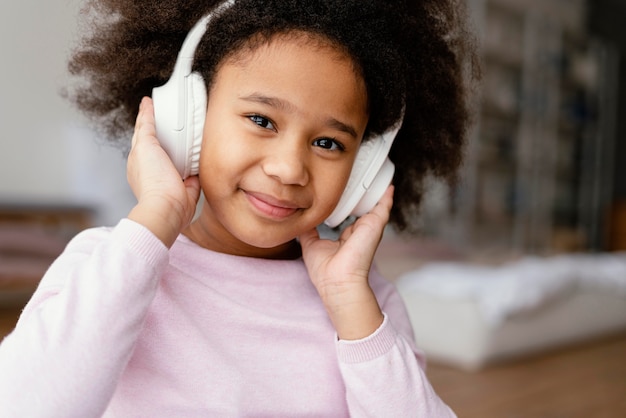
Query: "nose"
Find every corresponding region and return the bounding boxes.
[262,137,309,186]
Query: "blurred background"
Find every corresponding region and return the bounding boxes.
[417,0,625,256]
[0,0,135,227]
[0,0,625,416]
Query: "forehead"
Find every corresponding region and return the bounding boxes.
[217,30,364,86]
[207,30,369,138]
[213,30,369,96]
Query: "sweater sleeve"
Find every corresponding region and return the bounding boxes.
[0,219,169,418]
[336,267,457,418]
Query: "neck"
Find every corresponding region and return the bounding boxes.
[182,221,302,260]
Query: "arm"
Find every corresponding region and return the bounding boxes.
[0,220,169,417]
[127,97,201,248]
[0,97,199,417]
[336,276,457,417]
[299,188,456,417]
[298,187,394,341]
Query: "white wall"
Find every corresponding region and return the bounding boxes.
[0,0,135,225]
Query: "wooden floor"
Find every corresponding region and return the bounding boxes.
[427,334,626,417]
[1,307,625,416]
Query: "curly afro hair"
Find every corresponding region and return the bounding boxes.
[66,0,477,232]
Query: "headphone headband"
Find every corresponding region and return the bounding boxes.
[153,1,403,227]
[175,0,236,77]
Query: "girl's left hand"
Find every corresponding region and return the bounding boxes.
[298,186,394,340]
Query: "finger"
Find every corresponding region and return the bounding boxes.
[341,186,394,253]
[367,185,394,224]
[183,175,202,206]
[345,186,393,243]
[298,227,321,251]
[132,97,155,148]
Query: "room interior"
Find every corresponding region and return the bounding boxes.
[1,0,625,416]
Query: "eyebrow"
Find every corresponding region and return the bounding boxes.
[240,93,359,139]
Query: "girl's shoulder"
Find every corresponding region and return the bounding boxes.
[65,224,115,249]
[54,219,170,277]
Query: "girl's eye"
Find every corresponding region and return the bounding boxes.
[248,115,275,130]
[313,138,345,151]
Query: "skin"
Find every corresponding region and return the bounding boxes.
[127,33,393,340]
[185,33,369,259]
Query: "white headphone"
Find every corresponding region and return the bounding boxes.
[152,0,402,228]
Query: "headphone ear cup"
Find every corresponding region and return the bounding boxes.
[351,157,394,216]
[324,137,395,228]
[186,72,207,176]
[152,5,235,178]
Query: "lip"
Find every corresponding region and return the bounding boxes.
[244,190,302,220]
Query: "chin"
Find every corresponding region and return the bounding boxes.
[236,223,309,251]
[244,235,296,250]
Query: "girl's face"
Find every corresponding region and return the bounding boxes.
[186,33,369,259]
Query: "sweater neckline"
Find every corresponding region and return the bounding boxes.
[175,233,304,263]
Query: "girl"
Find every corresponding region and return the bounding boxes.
[0,0,474,416]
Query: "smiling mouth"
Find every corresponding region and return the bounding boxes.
[244,191,301,220]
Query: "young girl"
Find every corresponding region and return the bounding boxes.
[0,0,474,416]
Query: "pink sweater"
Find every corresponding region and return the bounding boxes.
[0,219,455,417]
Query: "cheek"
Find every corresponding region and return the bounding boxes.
[315,163,354,212]
[197,143,223,181]
[197,125,246,176]
[198,106,245,174]
[196,137,238,195]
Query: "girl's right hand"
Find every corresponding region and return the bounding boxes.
[126,97,201,247]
